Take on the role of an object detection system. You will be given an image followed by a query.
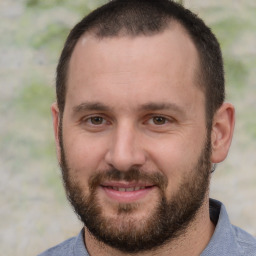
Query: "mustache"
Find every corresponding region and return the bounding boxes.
[88,167,168,191]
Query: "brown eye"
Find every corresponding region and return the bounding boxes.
[152,116,167,125]
[90,116,104,125]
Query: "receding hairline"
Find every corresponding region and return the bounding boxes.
[66,19,205,95]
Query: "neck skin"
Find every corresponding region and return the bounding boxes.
[84,196,215,256]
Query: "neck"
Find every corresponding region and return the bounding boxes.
[84,199,215,256]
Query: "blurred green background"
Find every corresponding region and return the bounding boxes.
[0,0,255,255]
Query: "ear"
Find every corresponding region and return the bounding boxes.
[51,102,61,163]
[211,103,235,163]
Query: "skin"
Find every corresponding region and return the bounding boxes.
[52,23,235,255]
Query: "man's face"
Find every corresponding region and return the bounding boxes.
[57,25,212,252]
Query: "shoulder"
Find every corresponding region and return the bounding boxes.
[37,229,88,256]
[232,225,256,255]
[205,199,256,256]
[37,236,77,256]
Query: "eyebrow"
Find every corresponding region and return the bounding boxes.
[72,102,111,114]
[138,102,185,114]
[72,101,185,115]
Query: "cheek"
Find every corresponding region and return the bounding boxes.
[147,136,203,191]
[151,142,187,177]
[62,129,109,178]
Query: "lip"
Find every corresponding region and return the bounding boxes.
[100,182,156,203]
[101,181,153,188]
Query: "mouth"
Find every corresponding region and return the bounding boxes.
[100,182,156,203]
[104,186,148,192]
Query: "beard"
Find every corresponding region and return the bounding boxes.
[59,128,212,253]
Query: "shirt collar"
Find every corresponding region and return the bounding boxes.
[73,228,89,256]
[201,199,242,256]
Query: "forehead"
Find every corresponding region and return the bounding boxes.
[66,24,203,112]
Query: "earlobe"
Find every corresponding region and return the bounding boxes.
[210,103,235,163]
[51,102,61,162]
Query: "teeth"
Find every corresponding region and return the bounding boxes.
[111,186,146,192]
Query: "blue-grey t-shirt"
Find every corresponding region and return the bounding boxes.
[38,199,256,256]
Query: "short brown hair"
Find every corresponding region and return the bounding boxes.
[56,0,225,128]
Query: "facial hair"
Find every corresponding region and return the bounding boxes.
[59,126,211,253]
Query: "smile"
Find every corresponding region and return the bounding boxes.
[106,186,146,192]
[100,183,155,203]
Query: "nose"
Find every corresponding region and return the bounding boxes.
[104,122,146,171]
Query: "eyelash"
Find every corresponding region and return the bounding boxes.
[80,114,174,128]
[146,115,170,125]
[82,115,108,126]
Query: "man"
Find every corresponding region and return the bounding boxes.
[39,0,256,255]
